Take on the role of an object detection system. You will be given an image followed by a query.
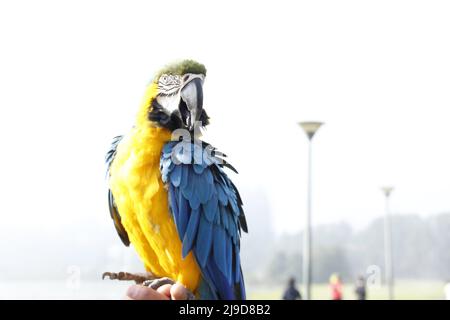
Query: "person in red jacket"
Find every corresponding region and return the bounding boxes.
[329,273,343,300]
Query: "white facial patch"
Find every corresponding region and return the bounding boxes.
[156,93,181,113]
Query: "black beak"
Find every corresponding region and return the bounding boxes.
[180,77,203,131]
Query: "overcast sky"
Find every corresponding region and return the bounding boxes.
[0,0,449,236]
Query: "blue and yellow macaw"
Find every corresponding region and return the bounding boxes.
[104,60,247,300]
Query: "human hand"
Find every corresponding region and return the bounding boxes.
[125,282,193,300]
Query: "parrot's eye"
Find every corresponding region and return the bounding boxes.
[183,75,189,82]
[160,75,168,83]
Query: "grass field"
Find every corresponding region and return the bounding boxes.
[0,279,445,299]
[247,280,446,300]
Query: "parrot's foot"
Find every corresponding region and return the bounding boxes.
[142,277,175,289]
[142,277,196,300]
[102,271,155,284]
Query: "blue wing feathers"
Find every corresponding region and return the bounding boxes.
[196,172,212,204]
[168,186,179,223]
[221,206,229,231]
[204,169,214,185]
[182,206,201,257]
[195,214,213,266]
[225,237,232,284]
[217,183,228,206]
[234,247,241,282]
[177,192,189,239]
[203,193,218,222]
[161,140,246,300]
[213,225,227,280]
[170,165,182,187]
[180,165,189,189]
[193,164,204,174]
[203,255,234,300]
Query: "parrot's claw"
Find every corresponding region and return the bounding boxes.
[102,271,155,284]
[143,277,175,290]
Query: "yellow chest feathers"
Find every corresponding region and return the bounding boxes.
[108,125,201,292]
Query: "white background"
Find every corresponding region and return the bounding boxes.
[0,0,449,239]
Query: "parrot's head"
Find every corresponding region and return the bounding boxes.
[146,59,209,132]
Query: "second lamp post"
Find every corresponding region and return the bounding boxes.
[298,121,324,300]
[381,186,395,300]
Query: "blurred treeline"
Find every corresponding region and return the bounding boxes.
[243,212,450,285]
[1,205,449,285]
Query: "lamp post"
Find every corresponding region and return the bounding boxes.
[381,186,394,300]
[298,121,324,300]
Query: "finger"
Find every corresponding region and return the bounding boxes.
[126,285,169,300]
[156,284,172,298]
[170,283,189,300]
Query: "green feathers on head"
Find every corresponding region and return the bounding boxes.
[153,59,207,82]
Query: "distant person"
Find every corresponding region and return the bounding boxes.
[354,275,366,300]
[445,280,450,300]
[329,273,343,300]
[282,277,302,300]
